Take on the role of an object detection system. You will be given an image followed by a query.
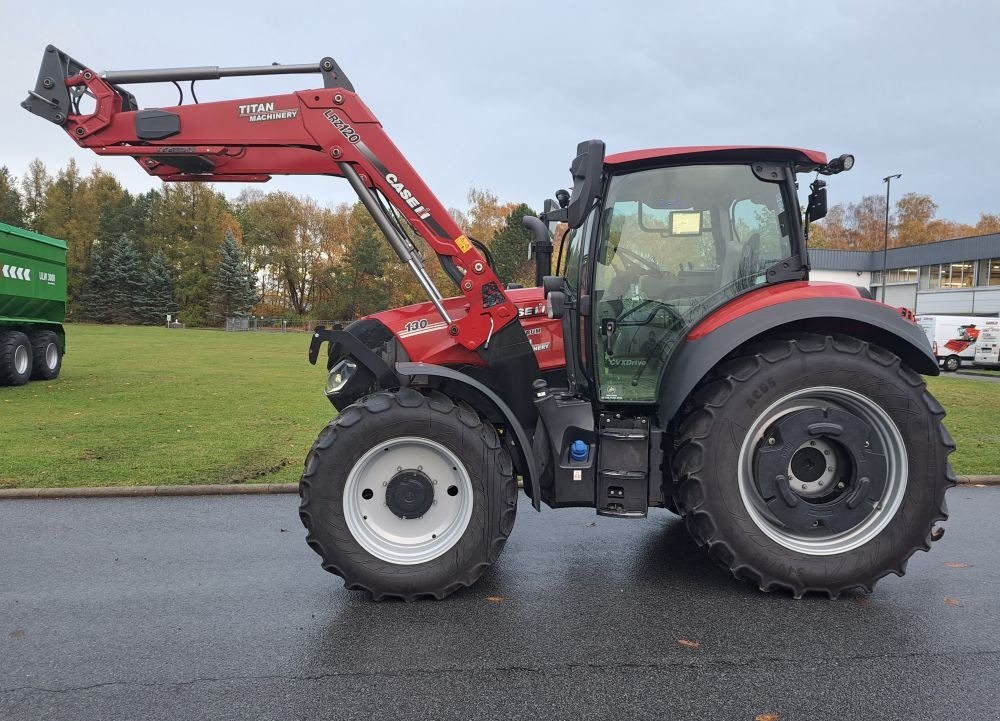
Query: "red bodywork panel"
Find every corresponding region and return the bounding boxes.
[374,282,878,373]
[687,282,867,340]
[372,287,565,371]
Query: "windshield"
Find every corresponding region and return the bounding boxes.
[593,163,793,402]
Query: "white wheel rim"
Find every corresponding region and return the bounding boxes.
[14,345,28,375]
[343,436,474,565]
[45,343,58,370]
[737,386,908,556]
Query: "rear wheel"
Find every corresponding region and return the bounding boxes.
[943,355,961,372]
[28,330,62,380]
[0,331,33,386]
[299,387,517,600]
[672,334,955,598]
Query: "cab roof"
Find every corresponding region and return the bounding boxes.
[604,146,827,171]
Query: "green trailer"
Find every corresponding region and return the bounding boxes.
[0,222,67,385]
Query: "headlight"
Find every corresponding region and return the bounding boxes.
[326,359,358,396]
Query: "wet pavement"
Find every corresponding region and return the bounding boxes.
[1,487,998,720]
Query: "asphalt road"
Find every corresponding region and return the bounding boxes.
[2,488,999,721]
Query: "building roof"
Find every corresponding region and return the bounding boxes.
[810,232,1000,271]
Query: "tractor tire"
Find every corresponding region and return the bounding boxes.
[0,331,33,386]
[28,330,62,380]
[672,333,955,598]
[943,355,961,372]
[299,387,518,601]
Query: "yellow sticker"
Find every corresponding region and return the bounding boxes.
[455,235,472,253]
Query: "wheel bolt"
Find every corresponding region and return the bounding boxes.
[767,437,776,446]
[818,481,824,486]
[801,484,807,490]
[809,440,816,446]
[824,450,830,455]
[837,482,845,489]
[827,467,834,472]
[864,440,871,448]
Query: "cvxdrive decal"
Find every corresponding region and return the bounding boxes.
[238,101,298,123]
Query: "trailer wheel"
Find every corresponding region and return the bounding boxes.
[942,355,961,372]
[299,387,517,601]
[0,331,33,386]
[28,330,62,380]
[672,333,954,598]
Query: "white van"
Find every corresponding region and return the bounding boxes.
[915,315,986,372]
[973,319,1000,368]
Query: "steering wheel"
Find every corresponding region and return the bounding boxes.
[614,245,664,276]
[616,298,685,329]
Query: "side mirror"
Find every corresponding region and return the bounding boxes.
[806,179,827,222]
[566,139,605,229]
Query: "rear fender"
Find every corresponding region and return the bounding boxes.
[657,296,938,425]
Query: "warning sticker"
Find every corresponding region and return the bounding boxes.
[455,235,472,253]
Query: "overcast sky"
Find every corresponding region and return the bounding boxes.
[2,0,998,224]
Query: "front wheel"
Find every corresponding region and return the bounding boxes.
[299,387,518,600]
[943,355,961,372]
[672,334,955,598]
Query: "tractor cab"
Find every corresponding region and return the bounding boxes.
[538,143,851,405]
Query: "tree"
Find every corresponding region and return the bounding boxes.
[212,231,257,320]
[139,249,178,325]
[147,183,234,325]
[327,203,393,319]
[489,203,537,286]
[82,235,145,324]
[0,167,24,227]
[465,187,515,243]
[19,159,50,231]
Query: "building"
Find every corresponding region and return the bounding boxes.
[810,232,1000,316]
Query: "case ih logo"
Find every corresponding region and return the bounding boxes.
[1,261,31,281]
[237,101,298,123]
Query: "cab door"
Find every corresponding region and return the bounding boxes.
[590,163,796,403]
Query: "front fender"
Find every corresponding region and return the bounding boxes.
[657,295,938,425]
[395,362,542,511]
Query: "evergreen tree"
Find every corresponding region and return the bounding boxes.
[490,203,537,287]
[139,249,178,325]
[212,231,257,321]
[82,235,145,324]
[0,167,25,227]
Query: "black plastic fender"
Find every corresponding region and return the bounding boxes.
[396,361,542,511]
[657,297,939,426]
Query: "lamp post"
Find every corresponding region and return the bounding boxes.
[881,174,902,302]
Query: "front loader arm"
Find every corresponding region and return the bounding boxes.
[22,46,517,351]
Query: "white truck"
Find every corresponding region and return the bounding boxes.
[973,319,1000,368]
[915,315,985,372]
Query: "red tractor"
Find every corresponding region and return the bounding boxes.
[24,47,954,600]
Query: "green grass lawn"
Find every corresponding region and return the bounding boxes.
[1,324,333,488]
[1,325,997,488]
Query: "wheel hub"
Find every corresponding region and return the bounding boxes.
[386,470,434,519]
[788,439,837,497]
[753,406,887,535]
